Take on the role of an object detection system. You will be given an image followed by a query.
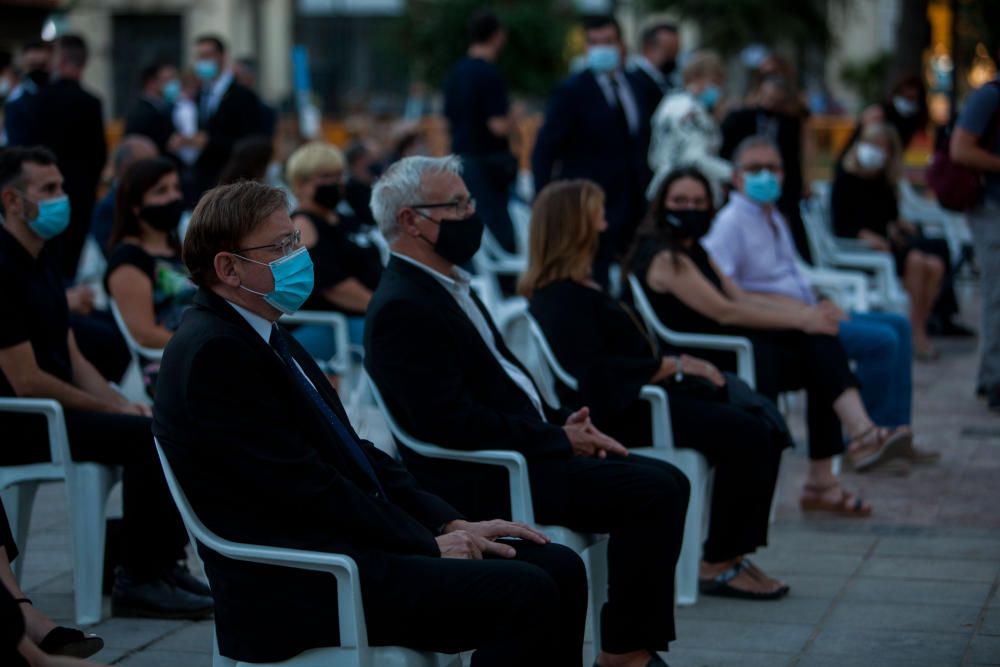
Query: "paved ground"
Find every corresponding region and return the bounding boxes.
[12,291,1000,666]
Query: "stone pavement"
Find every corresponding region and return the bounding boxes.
[12,305,1000,666]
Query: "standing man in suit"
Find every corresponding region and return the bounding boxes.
[3,39,53,149]
[365,155,689,667]
[152,180,588,665]
[191,35,261,197]
[532,15,651,286]
[124,62,185,157]
[33,35,106,281]
[629,22,680,123]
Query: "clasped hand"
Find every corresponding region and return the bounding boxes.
[562,407,628,459]
[436,519,549,560]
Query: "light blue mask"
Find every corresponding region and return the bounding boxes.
[587,46,620,74]
[162,78,181,103]
[698,85,721,111]
[237,246,315,314]
[194,59,219,82]
[23,193,71,240]
[743,170,782,205]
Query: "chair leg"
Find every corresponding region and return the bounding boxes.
[65,465,115,626]
[1,483,40,583]
[674,459,708,607]
[584,539,608,659]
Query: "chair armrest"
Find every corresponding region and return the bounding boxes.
[638,385,675,453]
[798,263,870,312]
[0,398,69,464]
[281,310,351,375]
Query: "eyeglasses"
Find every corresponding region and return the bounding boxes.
[233,229,302,257]
[408,197,476,217]
[739,163,783,174]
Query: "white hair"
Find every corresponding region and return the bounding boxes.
[370,155,463,243]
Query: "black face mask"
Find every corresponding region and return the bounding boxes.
[662,208,713,240]
[313,182,342,210]
[26,69,49,88]
[418,212,484,265]
[140,199,184,232]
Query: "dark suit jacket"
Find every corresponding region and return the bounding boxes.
[153,288,460,663]
[124,97,176,155]
[531,69,651,251]
[34,79,106,200]
[3,86,42,147]
[630,66,667,122]
[364,257,574,521]
[195,80,261,193]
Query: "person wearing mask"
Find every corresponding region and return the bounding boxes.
[532,15,651,287]
[647,50,732,206]
[123,62,184,157]
[0,146,212,619]
[720,75,810,261]
[627,166,917,514]
[366,155,688,667]
[444,9,519,253]
[232,56,278,138]
[91,135,158,257]
[629,22,680,122]
[153,179,589,666]
[3,40,52,148]
[832,122,948,360]
[951,53,1000,412]
[286,141,381,358]
[847,74,929,156]
[33,34,107,281]
[104,158,194,397]
[702,136,936,468]
[525,179,790,596]
[343,141,379,229]
[191,34,260,195]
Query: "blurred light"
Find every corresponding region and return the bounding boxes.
[968,43,997,89]
[41,19,57,42]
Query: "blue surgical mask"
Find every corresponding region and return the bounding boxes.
[162,78,181,103]
[743,170,782,205]
[22,193,71,240]
[698,85,721,111]
[236,246,315,314]
[194,59,219,82]
[587,45,620,74]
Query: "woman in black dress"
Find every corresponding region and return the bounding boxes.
[624,167,916,517]
[522,179,790,600]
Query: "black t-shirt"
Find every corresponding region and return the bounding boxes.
[104,242,196,331]
[830,164,899,240]
[0,226,72,396]
[295,210,382,316]
[443,56,509,155]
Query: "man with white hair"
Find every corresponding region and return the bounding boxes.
[365,155,689,667]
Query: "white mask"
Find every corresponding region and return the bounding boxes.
[856,142,887,171]
[892,95,919,118]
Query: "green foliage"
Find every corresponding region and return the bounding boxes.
[639,0,837,56]
[399,0,577,98]
[840,52,893,106]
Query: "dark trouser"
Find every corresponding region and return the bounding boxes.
[535,455,688,654]
[0,409,188,578]
[0,496,17,561]
[70,311,131,384]
[753,331,856,460]
[364,540,586,667]
[665,392,783,564]
[461,154,516,253]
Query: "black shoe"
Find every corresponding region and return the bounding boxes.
[939,319,977,337]
[112,572,214,620]
[989,385,1000,413]
[167,563,212,597]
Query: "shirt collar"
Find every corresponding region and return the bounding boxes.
[0,225,43,267]
[391,252,471,292]
[209,70,234,99]
[633,56,667,87]
[226,299,275,342]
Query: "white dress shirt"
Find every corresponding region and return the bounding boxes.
[392,253,546,418]
[594,70,641,136]
[201,69,234,120]
[227,300,320,392]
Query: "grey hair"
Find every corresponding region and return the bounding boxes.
[370,155,463,243]
[732,135,782,171]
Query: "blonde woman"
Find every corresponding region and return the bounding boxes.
[522,179,791,600]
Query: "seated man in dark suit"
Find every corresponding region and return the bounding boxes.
[152,180,587,666]
[365,155,690,667]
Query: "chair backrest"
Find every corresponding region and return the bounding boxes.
[109,299,165,362]
[799,198,838,267]
[522,313,580,394]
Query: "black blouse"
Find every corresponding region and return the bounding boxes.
[830,164,899,240]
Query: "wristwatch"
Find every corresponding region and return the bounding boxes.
[674,355,684,383]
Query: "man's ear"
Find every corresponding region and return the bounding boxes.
[398,208,421,238]
[213,252,241,287]
[0,187,21,218]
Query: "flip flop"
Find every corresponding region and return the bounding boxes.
[848,426,913,472]
[699,559,789,600]
[800,482,873,517]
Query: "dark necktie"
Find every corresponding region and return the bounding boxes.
[269,325,386,496]
[608,75,634,138]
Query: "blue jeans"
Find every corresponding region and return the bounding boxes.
[291,315,365,371]
[837,311,912,428]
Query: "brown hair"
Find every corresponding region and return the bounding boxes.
[518,180,605,298]
[182,181,288,287]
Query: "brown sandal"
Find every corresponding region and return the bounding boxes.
[800,483,873,517]
[847,425,912,472]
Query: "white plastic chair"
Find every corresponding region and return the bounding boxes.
[897,178,972,267]
[366,376,610,656]
[513,310,709,606]
[795,260,871,313]
[109,299,163,403]
[152,439,460,667]
[0,398,120,625]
